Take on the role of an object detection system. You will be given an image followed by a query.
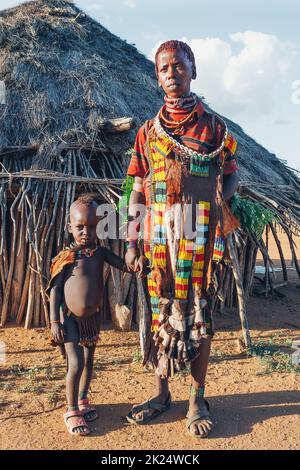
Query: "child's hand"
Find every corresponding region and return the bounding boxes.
[135,255,150,279]
[51,323,65,344]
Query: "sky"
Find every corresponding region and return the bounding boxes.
[1,0,299,171]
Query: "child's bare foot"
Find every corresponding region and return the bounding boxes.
[127,391,171,424]
[186,397,214,438]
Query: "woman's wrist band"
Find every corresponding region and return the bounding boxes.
[133,183,143,193]
[50,320,61,324]
[126,240,138,249]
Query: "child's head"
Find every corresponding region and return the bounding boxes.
[68,195,99,246]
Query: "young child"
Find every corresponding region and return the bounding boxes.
[47,195,147,436]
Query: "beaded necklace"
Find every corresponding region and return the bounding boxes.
[159,103,197,130]
[153,113,228,165]
[164,92,198,114]
[70,242,98,258]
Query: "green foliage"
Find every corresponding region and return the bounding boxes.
[132,350,142,364]
[250,336,299,375]
[47,392,60,406]
[0,382,13,391]
[118,148,134,214]
[19,383,44,394]
[10,364,26,377]
[117,175,134,215]
[231,194,275,239]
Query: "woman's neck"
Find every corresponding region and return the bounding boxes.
[164,92,198,115]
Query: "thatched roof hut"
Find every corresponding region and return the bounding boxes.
[0,0,299,343]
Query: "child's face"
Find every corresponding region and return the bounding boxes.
[69,205,98,246]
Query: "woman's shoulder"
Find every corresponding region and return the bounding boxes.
[137,119,155,139]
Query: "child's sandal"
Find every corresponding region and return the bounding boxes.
[64,409,90,436]
[78,398,98,422]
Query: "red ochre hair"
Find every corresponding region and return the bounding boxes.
[155,40,196,78]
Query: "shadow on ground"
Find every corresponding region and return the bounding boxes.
[75,390,300,439]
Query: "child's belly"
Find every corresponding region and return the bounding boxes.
[64,263,102,318]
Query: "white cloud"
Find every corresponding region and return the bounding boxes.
[85,3,103,12]
[123,0,136,8]
[150,31,299,119]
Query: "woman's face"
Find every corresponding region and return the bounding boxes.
[156,48,194,98]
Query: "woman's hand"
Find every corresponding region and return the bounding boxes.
[125,247,140,272]
[135,255,150,279]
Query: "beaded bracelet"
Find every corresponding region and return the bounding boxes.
[133,182,143,193]
[190,385,205,398]
[126,240,138,249]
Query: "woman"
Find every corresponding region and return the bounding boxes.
[125,40,239,438]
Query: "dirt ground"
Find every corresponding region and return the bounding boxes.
[1,273,300,450]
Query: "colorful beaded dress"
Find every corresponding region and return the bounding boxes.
[127,94,238,377]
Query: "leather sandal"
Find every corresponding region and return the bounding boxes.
[63,409,90,436]
[126,393,171,425]
[78,398,98,422]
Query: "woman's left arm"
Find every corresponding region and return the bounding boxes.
[223,171,239,201]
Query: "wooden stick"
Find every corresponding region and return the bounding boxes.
[64,152,73,233]
[33,266,41,327]
[57,183,67,250]
[0,193,21,325]
[227,233,252,349]
[16,247,33,324]
[228,270,234,308]
[11,211,26,319]
[24,257,36,329]
[243,236,257,302]
[39,223,50,328]
[258,237,274,295]
[265,225,270,297]
[249,246,259,297]
[269,222,288,282]
[136,277,152,361]
[283,227,300,279]
[220,265,231,314]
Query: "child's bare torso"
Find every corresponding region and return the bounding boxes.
[63,249,106,318]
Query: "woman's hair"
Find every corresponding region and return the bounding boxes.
[155,40,196,78]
